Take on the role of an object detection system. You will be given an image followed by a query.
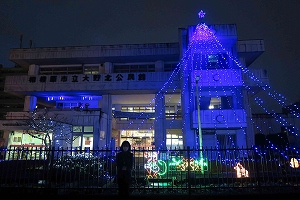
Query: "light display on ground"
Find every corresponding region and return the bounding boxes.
[234,162,249,178]
[290,158,299,168]
[144,151,207,178]
[144,151,167,178]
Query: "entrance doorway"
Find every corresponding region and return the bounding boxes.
[119,130,154,149]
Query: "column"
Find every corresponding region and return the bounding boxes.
[28,64,39,75]
[154,93,166,149]
[104,62,113,73]
[179,28,196,149]
[155,60,164,72]
[180,64,196,149]
[243,89,255,148]
[24,96,37,111]
[236,129,247,148]
[99,94,112,149]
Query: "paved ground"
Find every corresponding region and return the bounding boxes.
[3,185,300,200]
[8,192,300,200]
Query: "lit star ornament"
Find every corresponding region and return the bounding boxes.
[198,10,206,20]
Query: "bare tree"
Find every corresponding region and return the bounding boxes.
[23,108,77,149]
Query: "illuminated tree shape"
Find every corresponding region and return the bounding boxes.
[191,23,215,42]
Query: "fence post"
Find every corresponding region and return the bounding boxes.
[253,146,262,194]
[47,147,55,192]
[187,146,191,196]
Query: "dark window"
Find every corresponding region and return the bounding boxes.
[113,64,155,73]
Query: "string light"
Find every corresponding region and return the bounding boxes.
[19,10,299,169]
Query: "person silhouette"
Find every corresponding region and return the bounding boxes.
[116,140,134,196]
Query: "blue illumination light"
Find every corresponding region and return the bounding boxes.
[47,95,102,101]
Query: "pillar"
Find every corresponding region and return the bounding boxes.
[154,93,166,149]
[24,96,37,111]
[99,94,112,149]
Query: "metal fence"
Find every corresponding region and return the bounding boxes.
[0,146,300,196]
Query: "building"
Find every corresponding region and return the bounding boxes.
[0,16,273,152]
[0,66,27,120]
[0,66,27,144]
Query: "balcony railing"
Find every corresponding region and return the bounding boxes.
[192,109,247,128]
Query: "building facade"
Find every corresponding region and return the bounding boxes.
[0,22,271,151]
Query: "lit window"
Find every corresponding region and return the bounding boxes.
[208,54,218,63]
[73,126,82,132]
[83,126,93,132]
[209,97,221,109]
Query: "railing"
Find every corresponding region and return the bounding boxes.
[0,146,299,196]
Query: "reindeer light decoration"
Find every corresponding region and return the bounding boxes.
[234,162,249,178]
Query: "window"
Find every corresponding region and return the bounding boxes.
[217,134,236,149]
[13,137,22,142]
[208,97,221,109]
[164,63,178,72]
[40,66,82,75]
[207,54,219,69]
[203,130,216,135]
[118,105,181,119]
[84,126,93,132]
[208,54,218,63]
[118,106,155,119]
[193,53,230,70]
[198,96,233,110]
[113,64,155,73]
[73,126,93,133]
[57,102,80,109]
[114,65,130,73]
[72,134,93,150]
[165,106,175,118]
[120,130,154,150]
[121,106,155,113]
[84,65,100,74]
[166,134,183,149]
[73,126,82,132]
[57,103,63,109]
[165,105,182,119]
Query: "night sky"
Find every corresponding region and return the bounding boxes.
[0,0,299,111]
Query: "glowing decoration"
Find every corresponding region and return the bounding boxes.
[290,158,299,168]
[191,23,215,42]
[118,8,300,157]
[234,162,249,178]
[24,108,69,149]
[144,151,207,178]
[144,151,167,178]
[174,158,202,171]
[198,10,206,20]
[157,160,167,175]
[47,95,101,101]
[169,157,207,171]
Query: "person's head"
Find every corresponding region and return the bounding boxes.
[120,140,131,152]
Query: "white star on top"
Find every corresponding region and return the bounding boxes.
[198,10,205,19]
